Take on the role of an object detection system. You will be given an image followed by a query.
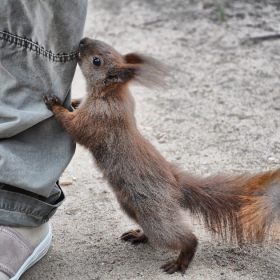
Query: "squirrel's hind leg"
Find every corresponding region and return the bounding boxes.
[139,206,198,274]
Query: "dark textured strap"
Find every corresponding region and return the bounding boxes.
[0,226,33,278]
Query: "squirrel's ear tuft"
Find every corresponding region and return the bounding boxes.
[104,53,169,88]
[123,53,169,89]
[124,53,146,64]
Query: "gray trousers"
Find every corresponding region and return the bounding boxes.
[0,0,88,227]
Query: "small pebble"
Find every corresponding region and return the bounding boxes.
[60,180,73,186]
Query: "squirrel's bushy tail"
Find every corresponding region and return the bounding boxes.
[240,169,280,243]
[176,168,280,244]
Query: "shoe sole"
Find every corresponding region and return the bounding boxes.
[10,223,52,280]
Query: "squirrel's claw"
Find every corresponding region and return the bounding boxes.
[43,93,61,111]
[161,262,179,274]
[161,261,187,274]
[121,229,148,245]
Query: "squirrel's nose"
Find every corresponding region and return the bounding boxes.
[80,37,89,46]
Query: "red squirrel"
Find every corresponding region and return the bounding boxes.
[43,37,280,274]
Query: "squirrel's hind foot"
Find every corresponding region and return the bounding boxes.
[161,262,187,274]
[121,229,148,245]
[161,250,194,274]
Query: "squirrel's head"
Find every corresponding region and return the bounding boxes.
[78,37,168,95]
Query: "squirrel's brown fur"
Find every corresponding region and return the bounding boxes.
[43,37,280,274]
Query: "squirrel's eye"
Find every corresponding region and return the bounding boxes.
[93,57,101,67]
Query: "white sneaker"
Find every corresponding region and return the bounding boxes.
[0,223,52,280]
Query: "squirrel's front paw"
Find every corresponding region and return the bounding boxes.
[43,93,61,111]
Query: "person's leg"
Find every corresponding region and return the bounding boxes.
[0,0,87,278]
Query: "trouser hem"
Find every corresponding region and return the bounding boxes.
[0,183,65,227]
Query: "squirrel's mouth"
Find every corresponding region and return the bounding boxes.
[77,52,82,61]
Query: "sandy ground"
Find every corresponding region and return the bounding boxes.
[22,0,280,279]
